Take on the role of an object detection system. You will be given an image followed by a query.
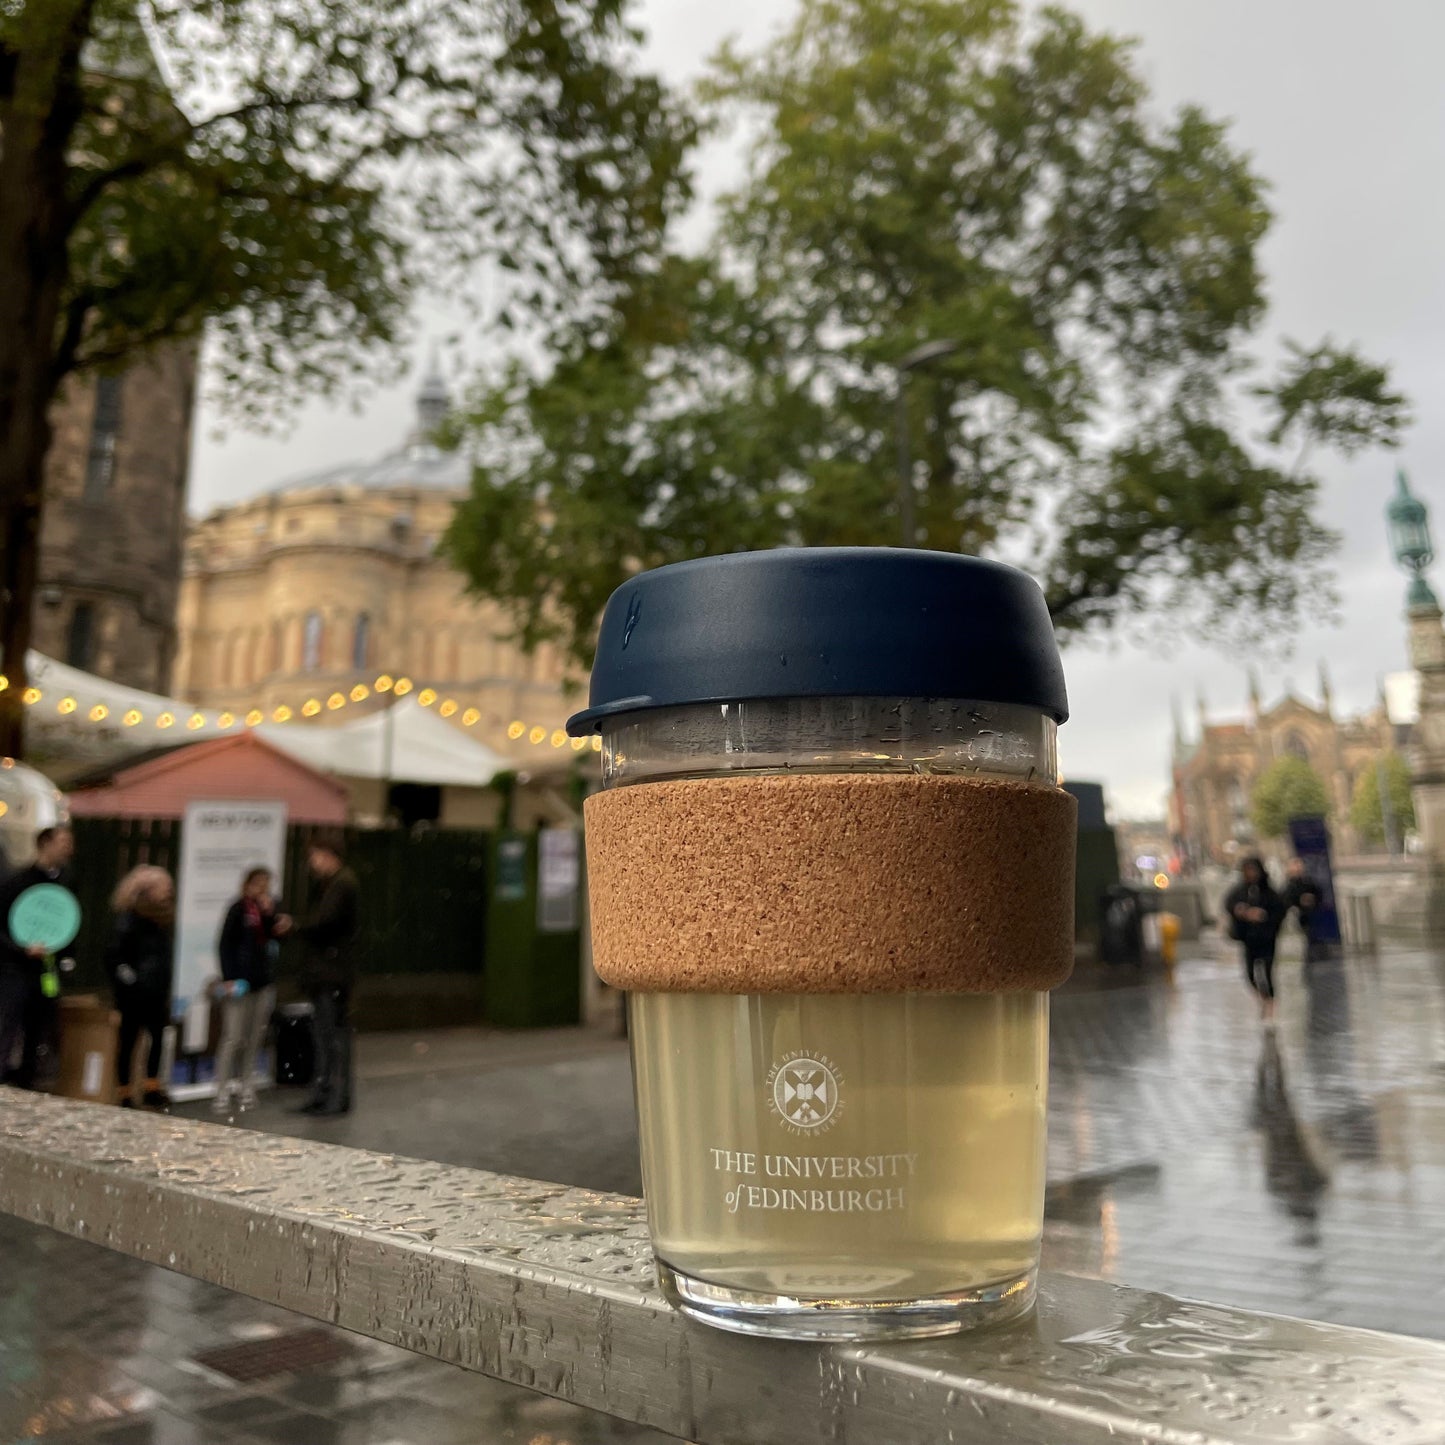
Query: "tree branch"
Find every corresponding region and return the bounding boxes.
[51,287,93,384]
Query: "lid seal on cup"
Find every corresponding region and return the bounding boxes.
[566,547,1068,734]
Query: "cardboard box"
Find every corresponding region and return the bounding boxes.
[52,994,119,1105]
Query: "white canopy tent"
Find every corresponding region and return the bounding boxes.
[258,699,508,787]
[19,653,509,787]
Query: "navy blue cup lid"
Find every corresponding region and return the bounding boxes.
[566,547,1068,734]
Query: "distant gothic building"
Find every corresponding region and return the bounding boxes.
[1170,669,1404,865]
[35,346,197,693]
[173,368,573,766]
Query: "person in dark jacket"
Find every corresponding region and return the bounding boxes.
[213,865,282,1113]
[105,865,176,1108]
[1281,858,1322,959]
[0,825,75,1088]
[293,831,359,1116]
[1223,856,1286,1026]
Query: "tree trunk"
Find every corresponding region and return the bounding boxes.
[0,5,92,758]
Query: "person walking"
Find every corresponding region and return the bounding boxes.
[0,826,76,1088]
[1281,858,1322,962]
[105,865,176,1108]
[294,831,359,1117]
[1224,856,1285,1026]
[213,866,283,1113]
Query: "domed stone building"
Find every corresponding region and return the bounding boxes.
[173,368,574,769]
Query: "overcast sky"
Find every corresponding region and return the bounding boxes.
[189,0,1445,819]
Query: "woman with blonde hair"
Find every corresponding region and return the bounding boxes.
[105,864,176,1108]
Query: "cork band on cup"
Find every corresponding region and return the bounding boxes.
[584,773,1078,994]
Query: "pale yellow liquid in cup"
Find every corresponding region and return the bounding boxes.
[630,991,1047,1301]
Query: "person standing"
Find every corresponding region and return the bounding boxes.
[1223,856,1286,1026]
[294,832,359,1116]
[213,866,282,1112]
[105,865,176,1108]
[0,826,76,1088]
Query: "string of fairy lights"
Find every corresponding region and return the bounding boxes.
[0,671,601,755]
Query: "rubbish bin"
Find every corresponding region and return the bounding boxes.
[1099,884,1163,965]
[1341,893,1377,953]
[274,1002,316,1087]
[52,995,119,1104]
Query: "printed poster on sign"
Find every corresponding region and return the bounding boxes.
[175,800,288,1049]
[537,828,580,933]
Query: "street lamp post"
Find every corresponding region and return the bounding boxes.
[894,339,960,548]
[1388,468,1436,610]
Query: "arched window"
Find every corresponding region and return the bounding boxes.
[84,376,123,501]
[66,603,95,671]
[352,613,371,671]
[1227,776,1246,814]
[302,611,324,674]
[1285,732,1310,763]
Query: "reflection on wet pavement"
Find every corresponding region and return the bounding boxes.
[1044,947,1445,1339]
[6,944,1445,1441]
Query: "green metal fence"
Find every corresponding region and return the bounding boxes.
[68,819,491,993]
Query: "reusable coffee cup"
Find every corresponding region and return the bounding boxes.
[568,548,1074,1341]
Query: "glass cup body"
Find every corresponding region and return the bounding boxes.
[599,697,1060,1340]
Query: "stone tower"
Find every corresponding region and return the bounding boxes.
[33,350,197,693]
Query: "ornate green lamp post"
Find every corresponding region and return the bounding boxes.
[1388,469,1438,609]
[1389,469,1445,922]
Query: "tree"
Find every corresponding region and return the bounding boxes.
[446,0,1409,667]
[0,0,694,755]
[1350,752,1415,847]
[1252,757,1331,841]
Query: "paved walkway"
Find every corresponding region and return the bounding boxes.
[6,944,1445,1442]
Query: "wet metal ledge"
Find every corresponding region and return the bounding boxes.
[2,1087,1443,1445]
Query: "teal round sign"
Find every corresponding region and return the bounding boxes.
[10,884,80,952]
